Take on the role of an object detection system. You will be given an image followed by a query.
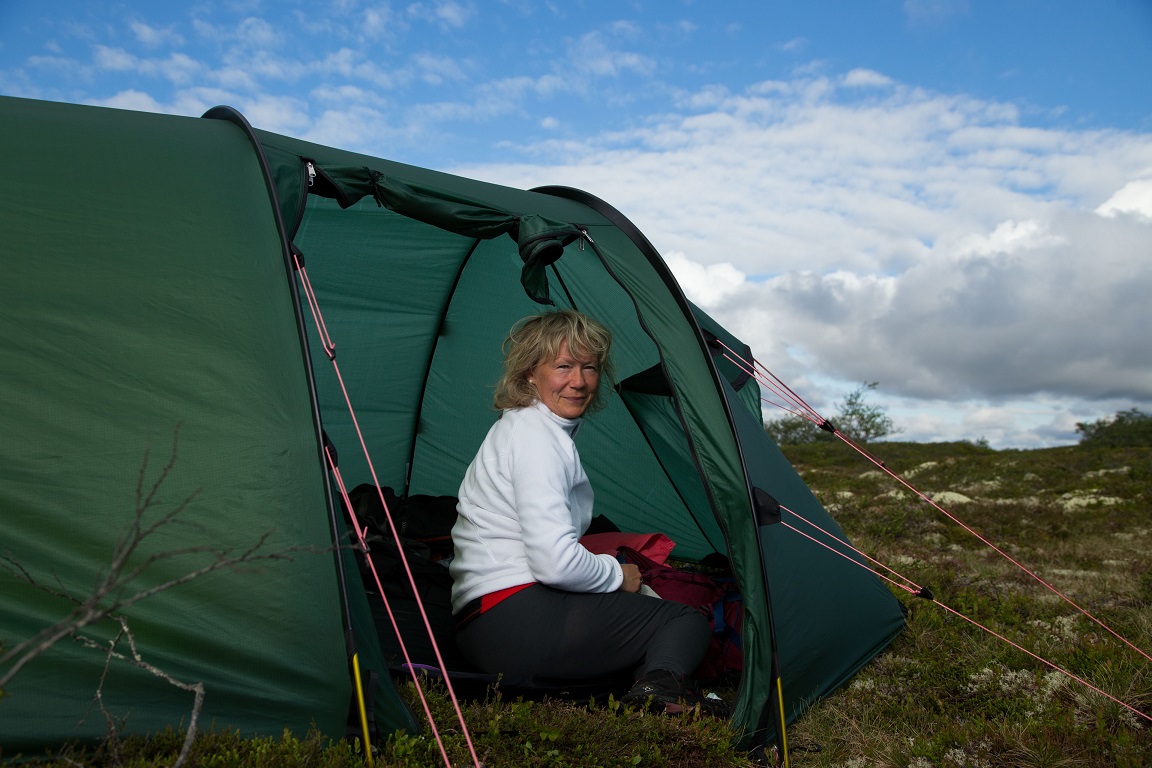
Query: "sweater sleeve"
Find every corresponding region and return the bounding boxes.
[507,417,623,593]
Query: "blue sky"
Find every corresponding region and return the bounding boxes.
[3,0,1151,447]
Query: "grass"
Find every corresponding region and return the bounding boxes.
[8,441,1151,766]
[13,693,753,768]
[782,440,1152,767]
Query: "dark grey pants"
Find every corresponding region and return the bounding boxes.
[455,584,710,680]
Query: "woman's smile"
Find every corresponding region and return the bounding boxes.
[529,340,601,420]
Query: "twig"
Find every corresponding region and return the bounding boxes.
[75,617,204,768]
[0,424,327,767]
[0,426,313,688]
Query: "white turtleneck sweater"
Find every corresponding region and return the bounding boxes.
[449,400,624,613]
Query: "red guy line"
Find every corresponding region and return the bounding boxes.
[325,448,454,768]
[298,264,481,768]
[779,509,1152,727]
[717,339,1152,667]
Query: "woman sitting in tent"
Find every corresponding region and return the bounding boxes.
[449,309,722,714]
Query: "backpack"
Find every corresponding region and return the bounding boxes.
[617,546,744,681]
[341,485,465,671]
[695,579,743,681]
[344,483,459,558]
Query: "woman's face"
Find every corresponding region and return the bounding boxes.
[529,340,600,420]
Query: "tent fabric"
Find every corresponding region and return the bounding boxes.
[1,94,905,754]
[313,163,584,304]
[0,96,387,749]
[259,130,907,742]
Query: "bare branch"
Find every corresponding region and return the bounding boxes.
[1,551,75,604]
[101,426,200,605]
[75,616,204,768]
[137,423,183,519]
[1,423,341,768]
[1,426,331,700]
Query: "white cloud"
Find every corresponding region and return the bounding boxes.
[8,2,1145,448]
[1095,178,1152,221]
[235,17,282,49]
[316,48,408,89]
[407,1,475,29]
[413,52,468,85]
[237,93,313,134]
[664,252,747,306]
[454,74,1152,446]
[780,37,806,54]
[95,88,166,113]
[130,20,183,48]
[87,85,227,117]
[842,68,893,88]
[93,45,137,71]
[310,83,391,109]
[90,45,204,86]
[952,219,1065,257]
[386,71,570,129]
[191,15,283,57]
[566,31,655,78]
[304,103,407,149]
[904,0,970,26]
[155,52,202,85]
[212,65,260,91]
[359,4,404,41]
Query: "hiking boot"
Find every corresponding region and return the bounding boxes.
[622,669,731,718]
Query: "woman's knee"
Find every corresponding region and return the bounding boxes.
[683,607,711,639]
[664,600,710,628]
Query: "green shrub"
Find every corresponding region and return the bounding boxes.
[766,382,898,444]
[1076,408,1152,447]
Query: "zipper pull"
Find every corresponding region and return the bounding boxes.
[306,161,316,187]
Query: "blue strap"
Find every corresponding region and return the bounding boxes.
[713,600,726,633]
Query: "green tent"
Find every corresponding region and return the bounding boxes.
[0,95,905,756]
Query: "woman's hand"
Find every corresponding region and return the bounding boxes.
[618,563,642,593]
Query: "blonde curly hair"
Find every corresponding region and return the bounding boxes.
[493,310,614,413]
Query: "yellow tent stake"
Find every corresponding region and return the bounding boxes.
[351,652,374,766]
[776,677,790,768]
